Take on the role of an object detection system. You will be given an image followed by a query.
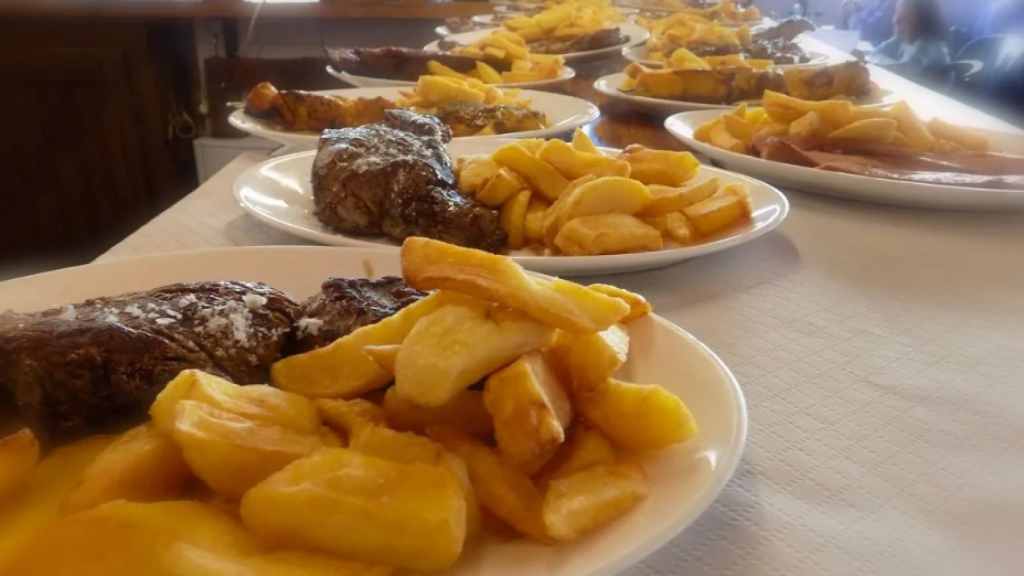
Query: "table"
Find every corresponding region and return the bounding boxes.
[96,38,1024,576]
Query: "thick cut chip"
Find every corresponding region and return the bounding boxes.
[682,192,751,237]
[170,401,326,499]
[349,425,445,465]
[427,427,550,542]
[382,387,493,438]
[554,213,663,256]
[542,463,648,542]
[61,424,192,516]
[270,291,457,398]
[535,424,617,487]
[151,369,320,436]
[484,352,573,474]
[394,298,555,407]
[638,177,719,217]
[617,146,699,186]
[314,398,385,438]
[571,128,601,154]
[563,324,629,394]
[475,167,524,208]
[576,379,697,450]
[500,189,532,250]
[401,237,629,334]
[586,284,651,322]
[362,344,400,374]
[492,143,570,201]
[537,139,631,181]
[240,449,466,572]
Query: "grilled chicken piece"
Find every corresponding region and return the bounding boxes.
[243,82,395,132]
[324,47,509,82]
[288,277,425,354]
[433,102,547,137]
[0,282,299,447]
[312,109,507,252]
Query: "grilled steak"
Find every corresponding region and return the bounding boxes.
[289,276,425,354]
[529,27,626,54]
[311,109,507,252]
[325,47,510,82]
[434,101,547,137]
[0,281,299,446]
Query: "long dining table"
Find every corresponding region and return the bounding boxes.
[95,35,1024,576]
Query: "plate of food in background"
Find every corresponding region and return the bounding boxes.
[324,42,576,90]
[622,0,765,26]
[228,79,599,150]
[0,237,747,576]
[594,61,898,115]
[426,3,649,61]
[665,95,1024,209]
[232,115,788,275]
[622,45,830,69]
[637,15,816,67]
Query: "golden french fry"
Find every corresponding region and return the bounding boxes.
[492,143,570,201]
[542,462,648,543]
[722,113,755,145]
[639,177,720,216]
[563,324,629,394]
[475,167,524,208]
[0,429,39,501]
[571,128,600,153]
[927,117,988,151]
[555,214,664,256]
[457,155,501,195]
[576,379,698,450]
[586,285,651,322]
[827,118,898,143]
[500,189,532,249]
[427,60,468,79]
[524,198,548,245]
[618,146,700,186]
[537,139,631,180]
[382,387,493,438]
[683,192,751,236]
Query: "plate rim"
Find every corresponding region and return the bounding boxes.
[664,109,1024,207]
[230,142,790,274]
[0,243,749,576]
[595,72,899,111]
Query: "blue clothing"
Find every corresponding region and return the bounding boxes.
[974,0,1024,37]
[868,37,952,80]
[850,0,898,46]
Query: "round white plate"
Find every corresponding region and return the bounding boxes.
[595,72,898,115]
[0,245,747,576]
[436,25,456,37]
[424,24,649,61]
[228,88,600,150]
[326,65,577,89]
[232,139,789,276]
[665,109,1024,210]
[621,45,831,68]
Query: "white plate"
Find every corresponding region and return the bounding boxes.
[228,88,599,150]
[436,25,456,37]
[666,109,1024,210]
[621,45,831,68]
[594,72,899,115]
[232,139,789,276]
[0,245,747,576]
[326,65,577,89]
[424,24,649,61]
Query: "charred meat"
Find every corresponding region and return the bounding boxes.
[0,282,299,446]
[433,101,547,137]
[289,276,425,354]
[311,109,507,252]
[325,47,510,82]
[529,28,626,54]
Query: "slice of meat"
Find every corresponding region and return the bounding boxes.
[311,109,507,252]
[324,47,510,81]
[752,18,815,43]
[0,282,299,446]
[528,28,625,54]
[433,101,547,137]
[817,163,1024,189]
[288,277,425,354]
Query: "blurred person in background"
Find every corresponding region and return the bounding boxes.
[867,0,951,82]
[974,0,1024,37]
[842,0,897,46]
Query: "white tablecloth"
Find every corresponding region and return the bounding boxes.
[95,44,1024,575]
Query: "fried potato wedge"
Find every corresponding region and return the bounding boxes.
[638,177,719,217]
[554,213,663,256]
[485,352,573,474]
[349,425,446,465]
[571,128,600,154]
[682,191,751,237]
[394,297,555,407]
[382,387,493,438]
[576,379,697,451]
[475,167,524,208]
[314,398,385,439]
[241,448,466,572]
[537,139,631,181]
[271,291,457,398]
[362,344,400,374]
[586,284,651,322]
[151,369,320,435]
[61,423,192,516]
[618,146,700,186]
[171,400,326,499]
[402,237,629,333]
[535,424,617,488]
[542,462,648,543]
[427,426,550,542]
[492,143,570,201]
[563,324,629,394]
[500,189,532,250]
